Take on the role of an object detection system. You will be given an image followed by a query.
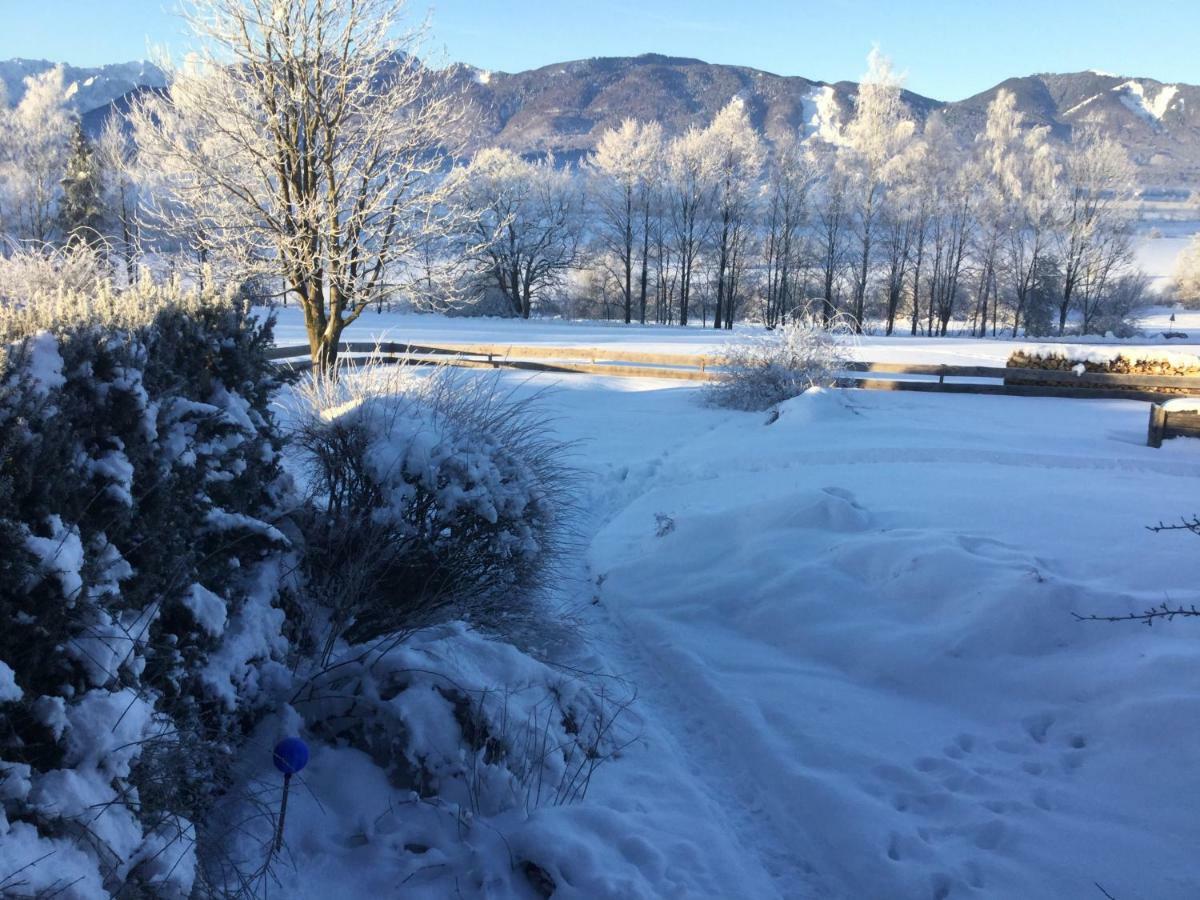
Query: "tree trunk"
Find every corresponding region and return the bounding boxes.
[638,203,650,325]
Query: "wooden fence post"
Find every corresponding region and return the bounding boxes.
[1148,403,1166,449]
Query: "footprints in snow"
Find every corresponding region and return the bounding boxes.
[872,714,1094,896]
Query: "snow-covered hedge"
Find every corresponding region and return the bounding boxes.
[293,363,576,647]
[704,319,846,412]
[0,297,296,898]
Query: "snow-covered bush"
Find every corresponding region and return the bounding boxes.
[1083,273,1149,338]
[0,289,296,898]
[704,318,846,411]
[206,623,637,898]
[0,247,227,346]
[294,624,631,815]
[0,243,109,315]
[292,361,576,649]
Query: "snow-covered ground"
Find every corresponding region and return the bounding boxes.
[259,307,1200,898]
[578,386,1200,899]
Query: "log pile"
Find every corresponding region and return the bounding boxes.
[1007,347,1200,396]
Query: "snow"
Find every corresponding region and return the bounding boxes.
[16,309,1200,897]
[0,814,108,899]
[1162,397,1200,412]
[24,514,85,600]
[22,330,66,397]
[203,508,290,546]
[0,659,20,702]
[1061,92,1101,117]
[199,559,290,709]
[801,85,844,145]
[575,385,1200,899]
[1114,80,1179,123]
[182,583,228,637]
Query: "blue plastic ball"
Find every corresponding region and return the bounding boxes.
[272,737,309,775]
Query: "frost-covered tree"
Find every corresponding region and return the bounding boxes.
[1174,234,1200,307]
[57,124,105,249]
[0,66,72,244]
[132,0,459,372]
[704,99,764,330]
[923,119,977,335]
[665,126,717,326]
[452,148,581,318]
[811,149,850,326]
[591,119,664,324]
[841,49,917,333]
[877,136,926,335]
[762,136,816,328]
[1055,129,1136,334]
[96,118,142,286]
[980,89,1061,336]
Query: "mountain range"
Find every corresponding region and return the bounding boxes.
[3,54,1197,197]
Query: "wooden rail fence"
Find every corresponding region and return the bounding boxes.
[269,341,1200,404]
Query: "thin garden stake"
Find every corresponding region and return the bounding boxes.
[272,737,310,853]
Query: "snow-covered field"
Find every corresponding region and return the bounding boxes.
[260,310,1200,899]
[265,305,1200,368]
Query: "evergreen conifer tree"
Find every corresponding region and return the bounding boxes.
[58,122,105,247]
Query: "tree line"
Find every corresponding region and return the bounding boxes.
[456,51,1147,340]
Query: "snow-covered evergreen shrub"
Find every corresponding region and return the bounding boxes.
[292,624,631,814]
[293,362,576,648]
[0,291,296,898]
[704,319,846,411]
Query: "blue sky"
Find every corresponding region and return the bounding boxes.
[1,0,1197,100]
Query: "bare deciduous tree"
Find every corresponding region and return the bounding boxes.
[841,49,916,333]
[0,67,72,245]
[665,126,716,327]
[591,119,663,324]
[705,99,765,330]
[451,148,581,319]
[762,136,815,328]
[1056,129,1136,334]
[133,0,459,372]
